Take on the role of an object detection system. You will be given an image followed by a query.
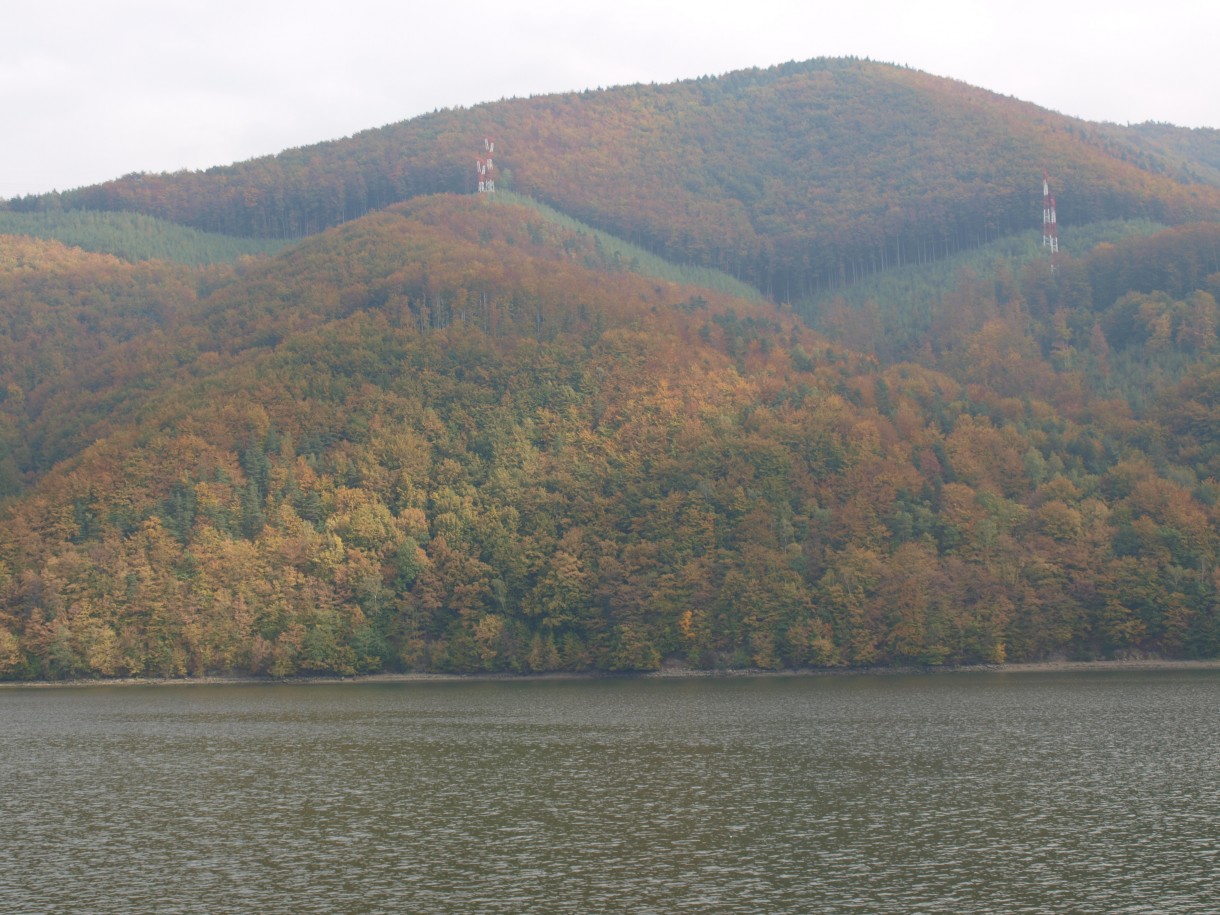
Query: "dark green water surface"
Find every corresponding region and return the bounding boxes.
[2,671,1218,913]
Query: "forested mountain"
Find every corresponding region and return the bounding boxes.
[3,59,1220,680]
[0,210,289,266]
[9,59,1220,299]
[1104,122,1220,188]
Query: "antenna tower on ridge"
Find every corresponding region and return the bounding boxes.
[1043,168,1059,265]
[477,138,496,194]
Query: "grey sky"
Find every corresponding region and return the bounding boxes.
[2,0,1217,200]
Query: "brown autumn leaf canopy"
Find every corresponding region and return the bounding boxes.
[2,59,1220,679]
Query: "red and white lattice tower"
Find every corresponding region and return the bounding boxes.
[1043,167,1059,256]
[476,138,496,194]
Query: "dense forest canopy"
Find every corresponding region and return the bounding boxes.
[3,59,1220,679]
[8,60,1220,298]
[1100,122,1220,188]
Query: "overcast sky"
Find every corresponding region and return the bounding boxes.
[2,0,1217,200]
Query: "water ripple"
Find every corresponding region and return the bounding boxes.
[1,672,1218,913]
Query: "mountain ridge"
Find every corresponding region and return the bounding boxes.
[4,62,1220,679]
[7,59,1220,300]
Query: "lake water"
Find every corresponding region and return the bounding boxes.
[2,670,1218,913]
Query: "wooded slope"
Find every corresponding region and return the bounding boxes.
[3,196,1220,678]
[11,59,1220,300]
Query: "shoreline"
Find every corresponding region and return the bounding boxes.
[4,657,1220,689]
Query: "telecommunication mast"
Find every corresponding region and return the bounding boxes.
[1043,168,1059,264]
[476,138,496,194]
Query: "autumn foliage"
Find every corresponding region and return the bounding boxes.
[3,191,1220,679]
[11,60,1220,303]
[4,59,1220,678]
